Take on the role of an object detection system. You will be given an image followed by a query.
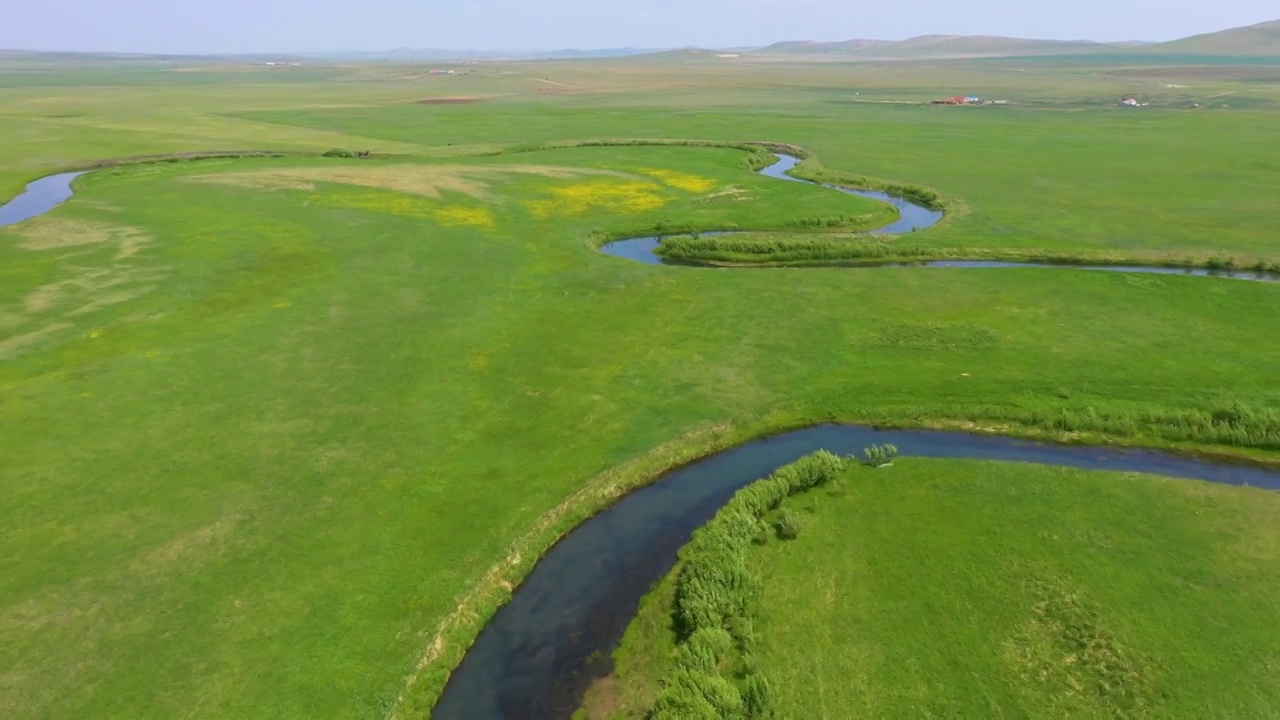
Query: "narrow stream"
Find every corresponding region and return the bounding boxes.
[599,155,1280,283]
[431,424,1278,719]
[0,172,85,227]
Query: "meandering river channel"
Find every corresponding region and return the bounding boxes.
[431,424,1278,719]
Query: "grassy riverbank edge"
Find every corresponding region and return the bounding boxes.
[399,410,1278,717]
[653,236,1280,272]
[23,142,1276,275]
[591,458,1280,718]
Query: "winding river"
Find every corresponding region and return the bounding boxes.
[2,156,1275,717]
[3,159,1276,283]
[0,172,85,227]
[431,424,1278,719]
[600,155,1280,284]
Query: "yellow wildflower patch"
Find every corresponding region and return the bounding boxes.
[308,191,494,229]
[525,180,667,220]
[640,168,718,194]
[312,192,436,219]
[433,206,495,229]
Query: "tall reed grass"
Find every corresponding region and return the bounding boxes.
[650,451,847,719]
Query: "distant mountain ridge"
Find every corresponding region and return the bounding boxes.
[299,47,665,62]
[753,20,1279,59]
[1144,19,1280,56]
[756,35,1116,59]
[2,20,1275,62]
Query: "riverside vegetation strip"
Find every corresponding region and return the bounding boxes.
[599,457,1280,718]
[1,54,1277,718]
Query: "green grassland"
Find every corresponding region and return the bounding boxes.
[1,54,1278,718]
[599,459,1280,718]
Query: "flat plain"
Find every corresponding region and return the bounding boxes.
[1,50,1277,718]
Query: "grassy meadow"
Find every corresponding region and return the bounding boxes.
[599,459,1280,718]
[1,52,1278,718]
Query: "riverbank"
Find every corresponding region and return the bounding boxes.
[428,425,1278,718]
[597,457,1280,718]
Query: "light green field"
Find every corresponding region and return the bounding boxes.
[601,460,1280,718]
[1,54,1278,718]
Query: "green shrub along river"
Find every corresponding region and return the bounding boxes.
[598,455,1280,718]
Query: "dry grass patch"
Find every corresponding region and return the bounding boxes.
[186,164,640,205]
[23,266,163,317]
[0,322,73,360]
[15,218,150,254]
[5,218,163,357]
[184,174,317,192]
[1005,577,1154,716]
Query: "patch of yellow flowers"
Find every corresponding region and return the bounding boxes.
[433,206,495,229]
[524,180,668,219]
[312,191,495,229]
[640,168,718,193]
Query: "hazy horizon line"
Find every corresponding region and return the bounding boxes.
[3,18,1273,58]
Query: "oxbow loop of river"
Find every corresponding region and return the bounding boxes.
[599,154,1280,283]
[1,159,1275,282]
[431,424,1279,719]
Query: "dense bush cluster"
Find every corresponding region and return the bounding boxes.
[863,444,899,467]
[657,235,941,264]
[785,214,875,229]
[654,234,1280,274]
[650,451,848,719]
[1027,402,1280,449]
[789,161,948,211]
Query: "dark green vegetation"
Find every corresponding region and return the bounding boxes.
[600,459,1280,718]
[647,452,845,718]
[1,50,1277,718]
[655,232,1280,270]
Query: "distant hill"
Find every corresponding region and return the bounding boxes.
[306,47,664,62]
[3,20,1275,64]
[1143,19,1280,56]
[749,20,1279,60]
[756,35,1116,59]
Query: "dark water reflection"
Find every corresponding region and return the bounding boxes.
[432,424,1277,719]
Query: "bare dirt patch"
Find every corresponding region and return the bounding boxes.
[580,674,621,719]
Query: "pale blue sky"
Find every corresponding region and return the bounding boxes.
[3,0,1276,54]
